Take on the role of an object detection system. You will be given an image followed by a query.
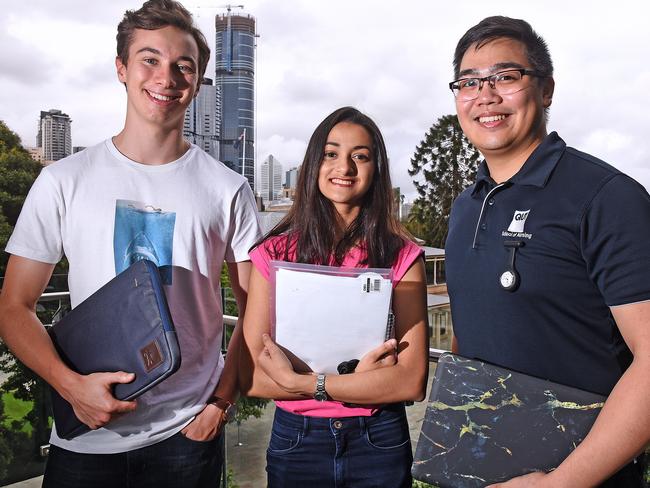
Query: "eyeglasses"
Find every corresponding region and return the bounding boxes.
[449,69,544,101]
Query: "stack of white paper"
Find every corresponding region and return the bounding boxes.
[273,264,393,374]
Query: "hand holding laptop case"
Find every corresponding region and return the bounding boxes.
[48,259,181,439]
[412,353,605,487]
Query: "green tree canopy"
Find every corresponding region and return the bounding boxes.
[0,122,22,152]
[407,114,481,248]
[0,121,51,482]
[0,121,42,275]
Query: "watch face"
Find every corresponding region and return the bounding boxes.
[314,374,327,401]
[500,270,515,288]
[314,391,328,402]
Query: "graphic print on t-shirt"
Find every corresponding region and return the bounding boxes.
[113,199,176,284]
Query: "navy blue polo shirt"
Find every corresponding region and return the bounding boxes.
[445,132,650,396]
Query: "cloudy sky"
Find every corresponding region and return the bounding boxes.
[1,0,648,199]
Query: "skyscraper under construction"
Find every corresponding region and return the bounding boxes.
[215,10,256,190]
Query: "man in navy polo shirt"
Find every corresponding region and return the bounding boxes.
[445,16,650,487]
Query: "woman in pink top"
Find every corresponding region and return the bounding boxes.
[240,107,428,487]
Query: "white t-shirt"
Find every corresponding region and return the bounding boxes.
[6,139,261,453]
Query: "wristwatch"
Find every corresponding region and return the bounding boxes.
[207,395,237,422]
[314,374,328,401]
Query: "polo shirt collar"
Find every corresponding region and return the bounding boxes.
[471,161,494,195]
[470,132,566,196]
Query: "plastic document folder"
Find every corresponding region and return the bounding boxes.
[49,259,181,439]
[412,353,606,488]
[271,261,393,374]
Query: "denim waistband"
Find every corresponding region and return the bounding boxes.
[273,403,406,432]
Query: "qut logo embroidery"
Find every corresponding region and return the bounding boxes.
[507,210,530,233]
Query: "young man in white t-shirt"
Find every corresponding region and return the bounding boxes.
[0,1,261,486]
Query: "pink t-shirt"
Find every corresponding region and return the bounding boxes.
[249,236,423,417]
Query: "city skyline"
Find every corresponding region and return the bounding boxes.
[1,0,648,200]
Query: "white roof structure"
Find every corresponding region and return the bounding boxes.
[257,211,287,234]
[427,294,450,308]
[421,246,445,258]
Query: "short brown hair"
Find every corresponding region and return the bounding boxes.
[116,0,210,82]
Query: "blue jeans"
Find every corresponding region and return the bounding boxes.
[267,404,413,488]
[43,431,223,488]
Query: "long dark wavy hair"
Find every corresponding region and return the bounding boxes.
[259,106,408,268]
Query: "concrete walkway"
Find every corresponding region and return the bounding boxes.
[5,478,42,488]
[5,364,436,488]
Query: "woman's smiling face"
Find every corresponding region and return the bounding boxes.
[318,122,375,222]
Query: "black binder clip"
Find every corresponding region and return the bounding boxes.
[337,359,359,375]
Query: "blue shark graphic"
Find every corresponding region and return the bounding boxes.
[114,200,176,284]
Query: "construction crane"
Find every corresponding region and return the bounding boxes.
[217,4,244,14]
[199,4,245,45]
[197,4,244,16]
[217,4,244,36]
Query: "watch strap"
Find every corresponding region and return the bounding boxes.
[314,374,328,401]
[207,395,236,422]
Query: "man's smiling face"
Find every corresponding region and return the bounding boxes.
[455,37,553,165]
[116,25,199,131]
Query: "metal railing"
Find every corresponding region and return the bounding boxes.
[0,290,238,487]
[0,291,445,488]
[428,348,446,362]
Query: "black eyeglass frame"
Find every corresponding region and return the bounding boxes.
[449,68,545,99]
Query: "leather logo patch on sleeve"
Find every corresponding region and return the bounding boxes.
[140,340,164,372]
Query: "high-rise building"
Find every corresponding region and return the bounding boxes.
[37,109,72,162]
[184,78,219,159]
[393,187,403,220]
[400,202,413,222]
[260,154,283,202]
[285,166,300,187]
[215,11,256,189]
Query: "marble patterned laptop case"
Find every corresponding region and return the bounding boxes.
[412,353,605,488]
